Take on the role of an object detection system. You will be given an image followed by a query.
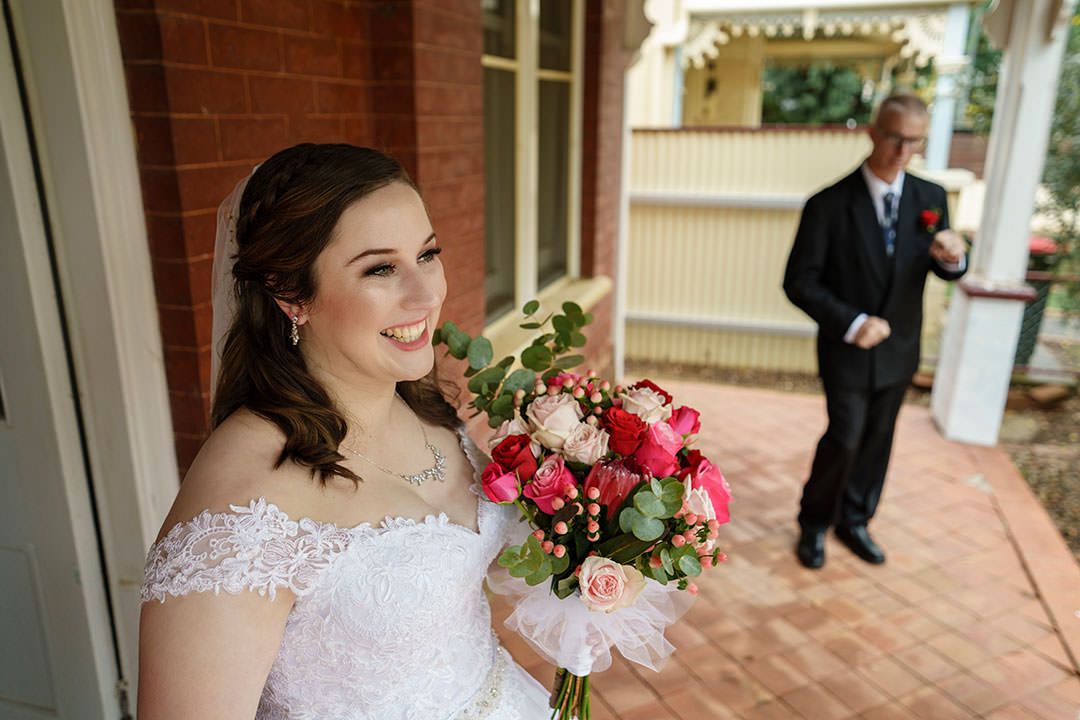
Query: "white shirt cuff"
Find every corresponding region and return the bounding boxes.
[844,313,869,344]
[936,255,966,273]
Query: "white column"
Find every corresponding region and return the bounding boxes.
[931,0,1077,445]
[924,4,970,170]
[672,45,685,127]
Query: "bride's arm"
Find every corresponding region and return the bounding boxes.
[138,589,294,719]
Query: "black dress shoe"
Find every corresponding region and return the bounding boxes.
[796,528,826,569]
[835,525,886,564]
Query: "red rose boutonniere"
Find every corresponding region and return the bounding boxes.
[920,208,942,233]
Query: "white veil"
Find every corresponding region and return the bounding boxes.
[209,171,255,404]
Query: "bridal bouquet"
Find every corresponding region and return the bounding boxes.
[433,301,731,720]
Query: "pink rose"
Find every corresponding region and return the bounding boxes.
[481,462,520,504]
[679,451,731,525]
[562,423,610,465]
[523,454,578,514]
[526,393,584,450]
[667,406,701,437]
[584,457,650,521]
[578,556,647,613]
[618,386,672,424]
[633,421,683,478]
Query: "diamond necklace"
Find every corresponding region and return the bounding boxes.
[342,416,446,486]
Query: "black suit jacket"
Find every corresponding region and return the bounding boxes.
[783,166,967,391]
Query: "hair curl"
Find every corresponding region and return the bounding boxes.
[211,143,460,483]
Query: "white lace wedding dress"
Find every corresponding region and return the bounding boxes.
[141,433,553,719]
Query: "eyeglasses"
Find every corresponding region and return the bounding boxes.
[877,129,926,152]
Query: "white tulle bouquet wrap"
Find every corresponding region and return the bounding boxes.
[434,301,731,720]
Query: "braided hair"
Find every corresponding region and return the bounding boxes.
[211,143,460,483]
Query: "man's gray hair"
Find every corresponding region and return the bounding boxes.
[874,94,929,126]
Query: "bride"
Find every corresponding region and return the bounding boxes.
[138,143,552,718]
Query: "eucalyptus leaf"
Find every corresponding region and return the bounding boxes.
[678,553,702,577]
[467,366,506,394]
[660,547,674,575]
[634,491,666,518]
[490,394,514,416]
[519,322,542,329]
[525,561,551,586]
[466,337,493,369]
[522,299,540,315]
[661,481,685,503]
[446,329,471,359]
[650,478,663,495]
[497,546,522,567]
[562,301,584,320]
[503,368,536,394]
[521,345,552,371]
[583,313,594,325]
[508,562,531,578]
[552,354,585,370]
[631,515,665,542]
[431,327,442,345]
[570,332,587,347]
[497,355,515,369]
[552,315,572,333]
[523,546,543,574]
[619,507,640,534]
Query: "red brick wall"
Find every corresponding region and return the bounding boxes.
[580,0,633,375]
[115,0,484,473]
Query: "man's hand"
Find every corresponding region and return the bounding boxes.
[854,316,891,349]
[930,229,966,264]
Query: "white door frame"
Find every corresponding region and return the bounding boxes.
[7,0,179,701]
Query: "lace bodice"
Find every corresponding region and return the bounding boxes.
[141,433,549,720]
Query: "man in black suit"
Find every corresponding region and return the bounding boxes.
[783,94,968,569]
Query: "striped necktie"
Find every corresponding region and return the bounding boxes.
[882,191,897,257]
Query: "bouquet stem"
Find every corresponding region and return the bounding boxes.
[550,668,590,720]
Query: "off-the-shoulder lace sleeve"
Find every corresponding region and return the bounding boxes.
[141,499,354,603]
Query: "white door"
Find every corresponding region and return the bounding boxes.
[0,5,124,718]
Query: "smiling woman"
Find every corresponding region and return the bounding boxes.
[137,143,555,719]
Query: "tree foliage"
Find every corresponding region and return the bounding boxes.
[761,63,873,125]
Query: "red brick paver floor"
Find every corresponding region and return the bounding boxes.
[493,381,1080,719]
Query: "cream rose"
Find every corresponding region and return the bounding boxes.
[578,556,647,613]
[618,387,672,424]
[562,423,610,465]
[526,393,584,450]
[488,414,530,452]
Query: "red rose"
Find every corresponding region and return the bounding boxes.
[584,457,651,521]
[491,434,538,482]
[631,379,672,405]
[600,407,647,456]
[920,209,940,232]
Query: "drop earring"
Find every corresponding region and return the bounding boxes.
[290,316,300,346]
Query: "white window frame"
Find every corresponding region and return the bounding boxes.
[481,0,585,317]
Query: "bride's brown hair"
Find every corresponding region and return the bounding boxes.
[211,143,460,483]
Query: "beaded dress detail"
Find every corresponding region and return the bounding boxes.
[141,432,551,720]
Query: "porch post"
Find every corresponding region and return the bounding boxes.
[930,0,1077,444]
[924,4,971,170]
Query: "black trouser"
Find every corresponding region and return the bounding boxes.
[798,380,908,533]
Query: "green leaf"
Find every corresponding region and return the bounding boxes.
[570,332,587,347]
[467,366,507,394]
[562,301,584,320]
[519,322,542,329]
[552,354,585,370]
[508,561,532,578]
[503,368,536,394]
[523,545,543,574]
[678,553,702,577]
[583,313,594,325]
[464,365,480,378]
[550,552,570,575]
[521,345,552,372]
[490,394,514,417]
[634,491,666,518]
[431,327,442,345]
[647,563,670,583]
[488,414,507,428]
[554,574,579,599]
[523,299,540,315]
[467,336,493,370]
[552,315,573,333]
[661,480,685,503]
[631,514,665,542]
[446,329,471,360]
[497,546,523,567]
[619,507,640,533]
[660,547,674,575]
[497,355,515,369]
[525,558,552,586]
[650,478,663,495]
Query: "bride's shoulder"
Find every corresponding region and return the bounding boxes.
[155,409,314,543]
